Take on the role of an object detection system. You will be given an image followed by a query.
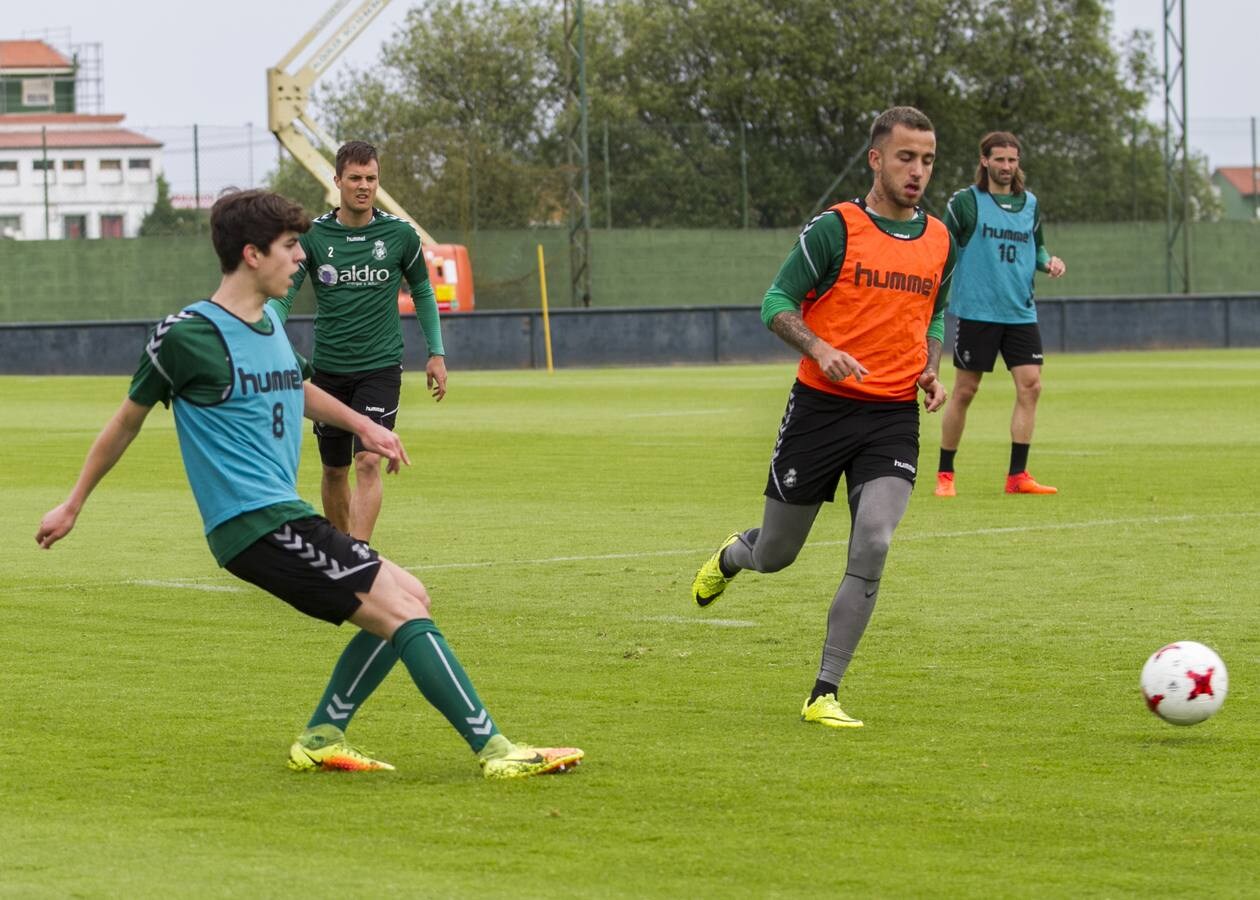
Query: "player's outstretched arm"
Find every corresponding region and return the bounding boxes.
[36,398,153,549]
[769,310,867,383]
[302,382,411,473]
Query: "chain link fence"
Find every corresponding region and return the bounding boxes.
[1,117,1257,322]
[132,124,277,210]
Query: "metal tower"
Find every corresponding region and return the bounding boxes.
[1163,0,1190,294]
[564,0,593,307]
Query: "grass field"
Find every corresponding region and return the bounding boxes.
[4,350,1259,897]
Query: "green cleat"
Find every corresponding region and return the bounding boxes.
[800,693,864,729]
[288,723,396,772]
[478,735,584,779]
[692,532,741,607]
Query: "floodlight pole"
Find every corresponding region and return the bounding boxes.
[1251,116,1258,220]
[564,0,592,307]
[1162,0,1190,294]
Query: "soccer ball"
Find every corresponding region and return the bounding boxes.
[1140,641,1228,726]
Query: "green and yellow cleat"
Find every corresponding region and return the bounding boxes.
[479,735,584,779]
[288,724,396,772]
[692,532,741,607]
[800,693,864,729]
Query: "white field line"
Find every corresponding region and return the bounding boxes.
[624,409,733,418]
[126,579,244,593]
[646,615,758,628]
[403,510,1260,572]
[45,510,1260,594]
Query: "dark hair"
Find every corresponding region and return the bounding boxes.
[335,140,379,176]
[975,131,1025,193]
[210,189,310,273]
[869,106,935,149]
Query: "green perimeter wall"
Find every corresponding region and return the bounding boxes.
[2,222,1257,323]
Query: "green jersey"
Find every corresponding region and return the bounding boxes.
[129,309,316,565]
[761,203,956,344]
[269,208,444,374]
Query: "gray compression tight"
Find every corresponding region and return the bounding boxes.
[721,476,913,687]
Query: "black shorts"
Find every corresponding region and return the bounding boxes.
[224,516,382,625]
[763,381,920,505]
[312,365,403,467]
[953,320,1044,372]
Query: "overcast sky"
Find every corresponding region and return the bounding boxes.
[5,1,1257,194]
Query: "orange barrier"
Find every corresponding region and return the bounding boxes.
[399,243,475,314]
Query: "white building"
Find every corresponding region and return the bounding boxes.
[0,40,162,240]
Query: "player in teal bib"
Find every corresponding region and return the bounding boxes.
[934,132,1067,497]
[37,189,583,779]
[947,184,1039,324]
[169,300,307,534]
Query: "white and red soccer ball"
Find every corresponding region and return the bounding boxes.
[1141,641,1228,726]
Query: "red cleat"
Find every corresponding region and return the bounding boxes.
[934,471,956,497]
[1005,471,1057,494]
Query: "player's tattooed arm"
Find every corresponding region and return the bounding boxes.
[770,310,868,383]
[918,337,946,412]
[769,309,820,357]
[925,336,943,375]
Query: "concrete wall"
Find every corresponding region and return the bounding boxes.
[3,294,1258,376]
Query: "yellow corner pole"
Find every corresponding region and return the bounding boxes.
[537,244,555,373]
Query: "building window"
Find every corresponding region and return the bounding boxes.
[62,159,87,185]
[100,214,125,239]
[32,159,56,183]
[0,215,21,239]
[0,160,17,186]
[64,215,87,240]
[22,78,55,107]
[127,158,153,183]
[99,158,123,184]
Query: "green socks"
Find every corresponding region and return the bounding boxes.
[307,629,399,731]
[391,618,500,753]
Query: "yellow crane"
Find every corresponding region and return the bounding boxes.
[266,0,474,310]
[266,0,434,244]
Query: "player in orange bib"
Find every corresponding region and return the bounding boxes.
[691,106,957,729]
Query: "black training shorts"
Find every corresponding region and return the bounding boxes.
[952,320,1045,372]
[763,381,920,505]
[312,365,403,467]
[225,516,382,625]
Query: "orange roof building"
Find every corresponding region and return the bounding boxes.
[1210,167,1260,221]
[1,39,163,239]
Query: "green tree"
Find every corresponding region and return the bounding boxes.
[309,0,1215,229]
[139,175,204,236]
[942,0,1218,222]
[265,152,331,218]
[320,0,565,232]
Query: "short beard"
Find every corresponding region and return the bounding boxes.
[878,170,918,210]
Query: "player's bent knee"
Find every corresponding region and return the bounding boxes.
[753,547,799,573]
[378,557,431,616]
[354,451,382,477]
[323,464,351,484]
[850,532,893,568]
